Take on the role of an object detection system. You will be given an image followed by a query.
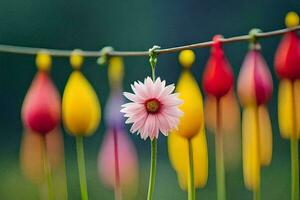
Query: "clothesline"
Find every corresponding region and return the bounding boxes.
[0,26,299,58]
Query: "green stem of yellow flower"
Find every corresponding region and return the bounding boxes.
[215,100,226,200]
[62,154,69,200]
[291,82,299,200]
[76,136,89,200]
[253,185,261,200]
[41,136,54,200]
[188,138,195,200]
[291,138,299,200]
[147,138,157,200]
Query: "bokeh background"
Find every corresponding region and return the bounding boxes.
[0,0,300,199]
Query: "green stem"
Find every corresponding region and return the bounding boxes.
[291,82,299,200]
[41,136,54,200]
[215,100,226,200]
[147,139,157,200]
[76,136,89,200]
[188,139,195,200]
[253,184,261,200]
[291,138,299,200]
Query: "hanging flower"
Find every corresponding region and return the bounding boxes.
[121,77,183,140]
[22,52,61,135]
[202,35,234,200]
[20,128,68,199]
[203,35,234,98]
[62,50,101,136]
[98,57,139,200]
[238,38,273,193]
[168,50,208,200]
[274,12,300,200]
[62,50,101,200]
[174,58,204,139]
[275,12,300,139]
[98,128,139,197]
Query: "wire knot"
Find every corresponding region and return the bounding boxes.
[249,28,262,50]
[97,46,114,66]
[148,45,161,70]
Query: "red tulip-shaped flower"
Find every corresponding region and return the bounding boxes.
[203,35,234,98]
[274,29,300,80]
[274,12,300,200]
[22,52,61,135]
[202,35,234,200]
[238,41,273,195]
[238,45,273,106]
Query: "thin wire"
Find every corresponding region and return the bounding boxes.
[0,26,299,57]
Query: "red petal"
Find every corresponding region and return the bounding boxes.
[202,35,234,98]
[238,49,273,105]
[22,72,61,134]
[274,31,300,79]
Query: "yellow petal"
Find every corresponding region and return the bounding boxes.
[204,89,240,135]
[294,80,300,138]
[242,106,260,191]
[175,71,204,138]
[168,128,208,190]
[258,106,273,166]
[278,79,293,139]
[62,71,101,136]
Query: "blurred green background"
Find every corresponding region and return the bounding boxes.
[0,0,300,199]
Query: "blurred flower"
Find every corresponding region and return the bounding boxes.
[202,35,234,200]
[168,128,208,190]
[105,91,124,130]
[274,30,300,80]
[22,52,60,135]
[274,12,300,200]
[99,57,139,199]
[277,79,300,139]
[204,89,240,135]
[121,77,182,140]
[275,12,300,139]
[168,50,208,198]
[62,69,101,136]
[238,41,273,192]
[20,129,67,199]
[173,65,204,139]
[203,35,234,98]
[204,89,241,170]
[98,128,139,197]
[62,50,101,200]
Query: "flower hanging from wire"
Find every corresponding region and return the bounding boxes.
[202,35,234,200]
[121,77,183,140]
[274,12,300,200]
[98,57,139,200]
[62,50,101,200]
[168,50,208,200]
[237,29,273,199]
[22,51,61,135]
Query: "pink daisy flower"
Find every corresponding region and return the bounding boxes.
[121,77,183,140]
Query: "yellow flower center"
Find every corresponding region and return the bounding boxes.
[145,98,161,114]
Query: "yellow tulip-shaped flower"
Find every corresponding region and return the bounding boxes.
[62,50,101,200]
[174,63,204,138]
[168,50,208,200]
[62,71,101,136]
[62,51,101,136]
